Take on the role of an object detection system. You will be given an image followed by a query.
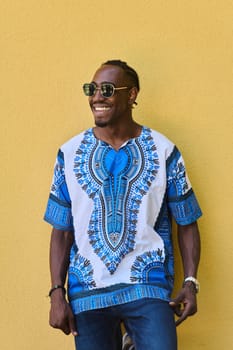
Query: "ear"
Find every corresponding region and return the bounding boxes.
[128,87,138,106]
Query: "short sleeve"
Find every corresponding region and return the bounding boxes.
[44,149,74,231]
[166,146,202,225]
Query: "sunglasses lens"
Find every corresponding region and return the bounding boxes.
[83,83,115,97]
[83,83,96,96]
[101,84,114,97]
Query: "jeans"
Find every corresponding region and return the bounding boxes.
[74,298,177,350]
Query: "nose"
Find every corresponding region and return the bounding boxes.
[89,90,105,106]
[90,88,105,103]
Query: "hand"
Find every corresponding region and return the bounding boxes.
[49,290,78,336]
[169,282,198,326]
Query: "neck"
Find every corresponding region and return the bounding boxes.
[93,121,142,150]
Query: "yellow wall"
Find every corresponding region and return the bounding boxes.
[1,1,232,349]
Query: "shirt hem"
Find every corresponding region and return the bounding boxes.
[69,284,171,315]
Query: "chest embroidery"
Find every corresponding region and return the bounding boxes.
[74,128,160,274]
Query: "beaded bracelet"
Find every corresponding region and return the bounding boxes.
[48,285,66,297]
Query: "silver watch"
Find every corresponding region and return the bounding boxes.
[184,276,200,293]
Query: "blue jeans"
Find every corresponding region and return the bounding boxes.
[74,298,177,350]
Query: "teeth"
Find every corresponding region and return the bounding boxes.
[95,106,110,111]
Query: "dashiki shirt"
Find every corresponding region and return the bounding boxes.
[44,126,202,315]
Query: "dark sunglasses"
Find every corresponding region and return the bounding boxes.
[83,82,130,98]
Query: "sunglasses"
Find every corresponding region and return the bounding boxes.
[83,82,130,98]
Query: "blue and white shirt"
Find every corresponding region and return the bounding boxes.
[44,126,202,315]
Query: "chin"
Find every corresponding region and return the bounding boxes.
[95,120,109,128]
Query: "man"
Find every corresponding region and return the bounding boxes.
[44,60,202,350]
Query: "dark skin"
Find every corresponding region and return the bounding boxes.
[48,64,201,335]
[89,64,141,150]
[170,221,201,326]
[49,228,77,336]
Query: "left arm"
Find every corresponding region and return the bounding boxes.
[170,221,201,326]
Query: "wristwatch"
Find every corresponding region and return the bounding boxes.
[183,276,200,293]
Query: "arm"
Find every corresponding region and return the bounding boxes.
[169,221,201,326]
[49,228,77,336]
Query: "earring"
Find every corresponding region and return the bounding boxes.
[129,100,137,108]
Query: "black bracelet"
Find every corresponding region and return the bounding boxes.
[48,285,66,297]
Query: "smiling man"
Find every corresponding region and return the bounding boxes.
[44,60,202,350]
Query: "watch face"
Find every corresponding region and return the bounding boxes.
[184,277,200,293]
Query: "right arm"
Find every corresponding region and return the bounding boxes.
[49,228,77,336]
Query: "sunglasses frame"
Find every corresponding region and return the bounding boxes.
[83,82,130,98]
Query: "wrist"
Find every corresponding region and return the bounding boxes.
[183,276,200,293]
[48,284,66,298]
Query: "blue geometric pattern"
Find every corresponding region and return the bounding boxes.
[73,127,160,274]
[68,244,96,295]
[44,150,73,230]
[130,250,166,284]
[166,146,202,225]
[44,126,203,315]
[166,146,189,198]
[50,150,72,203]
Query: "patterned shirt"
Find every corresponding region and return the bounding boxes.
[44,126,202,315]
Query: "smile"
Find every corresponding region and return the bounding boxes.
[94,106,111,111]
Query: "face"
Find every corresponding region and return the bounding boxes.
[88,65,137,128]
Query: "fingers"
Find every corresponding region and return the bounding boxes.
[169,300,187,326]
[68,306,78,336]
[169,301,182,317]
[175,302,197,326]
[49,302,78,336]
[62,325,72,335]
[51,317,76,336]
[49,313,71,335]
[175,314,187,326]
[174,306,189,326]
[170,296,197,326]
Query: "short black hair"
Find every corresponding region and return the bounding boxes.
[102,59,140,91]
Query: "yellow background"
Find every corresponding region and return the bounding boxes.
[1,1,232,349]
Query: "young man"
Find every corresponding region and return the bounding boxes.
[44,60,202,350]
